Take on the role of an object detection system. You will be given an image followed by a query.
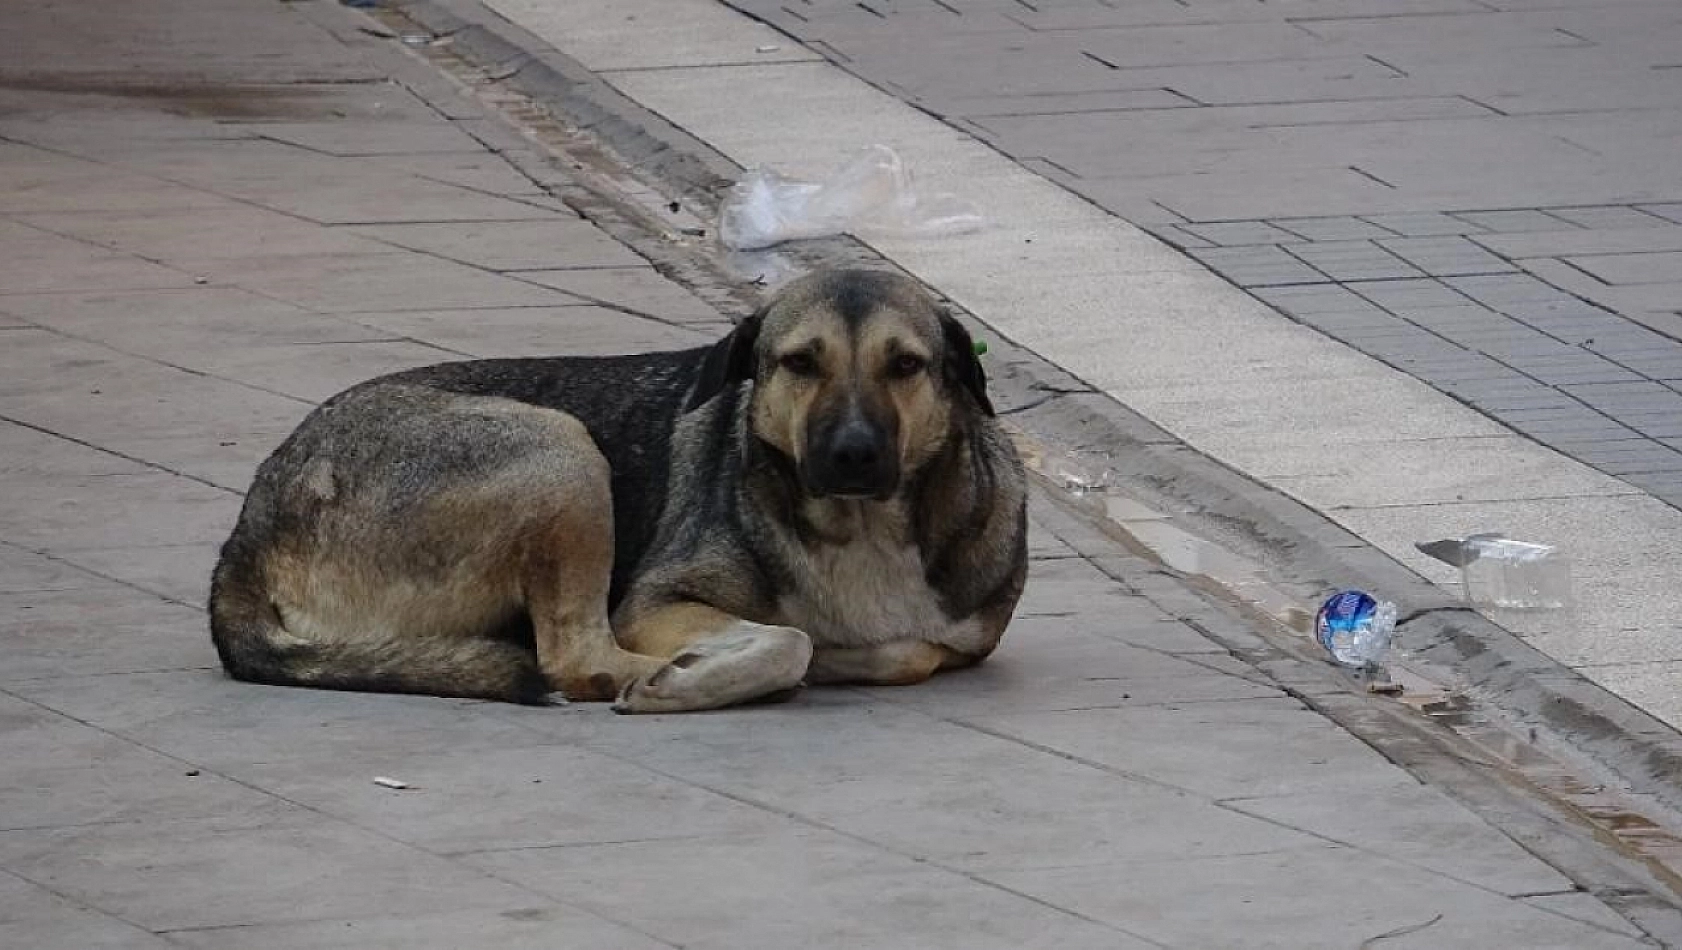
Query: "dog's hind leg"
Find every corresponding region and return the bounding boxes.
[518,437,668,703]
[610,603,813,714]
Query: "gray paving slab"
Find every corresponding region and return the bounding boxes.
[0,588,217,681]
[967,698,1416,801]
[348,305,714,359]
[349,219,649,271]
[0,811,537,932]
[0,872,176,950]
[164,907,677,950]
[467,828,1158,950]
[985,847,1646,950]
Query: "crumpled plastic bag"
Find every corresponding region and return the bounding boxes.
[717,145,984,250]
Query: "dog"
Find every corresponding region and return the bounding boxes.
[208,268,1028,713]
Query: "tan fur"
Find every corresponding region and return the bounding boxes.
[806,641,975,686]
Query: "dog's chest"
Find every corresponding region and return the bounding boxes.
[775,509,982,650]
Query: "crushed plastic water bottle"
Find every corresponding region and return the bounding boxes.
[1415,534,1574,612]
[1314,590,1396,669]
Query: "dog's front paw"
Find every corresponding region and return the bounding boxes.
[612,624,812,714]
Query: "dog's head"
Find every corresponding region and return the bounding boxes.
[689,268,994,500]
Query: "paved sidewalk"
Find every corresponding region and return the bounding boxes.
[0,0,1677,946]
[477,0,1682,733]
[730,0,1682,506]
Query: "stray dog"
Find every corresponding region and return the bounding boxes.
[209,268,1028,712]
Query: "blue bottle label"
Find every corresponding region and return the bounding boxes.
[1316,590,1377,653]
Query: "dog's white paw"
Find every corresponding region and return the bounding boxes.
[612,623,812,714]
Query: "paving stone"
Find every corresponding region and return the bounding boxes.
[1188,245,1327,287]
[1285,241,1425,281]
[348,219,646,271]
[1142,224,1216,250]
[1349,277,1472,310]
[1475,226,1682,261]
[467,829,1155,950]
[1378,235,1518,276]
[1638,203,1682,225]
[234,744,791,855]
[1269,216,1396,242]
[54,543,220,608]
[164,907,676,950]
[986,847,1646,950]
[0,695,281,832]
[1564,442,1682,467]
[1252,284,1389,316]
[1561,380,1682,411]
[347,305,713,359]
[965,698,1413,800]
[1180,220,1301,246]
[1444,273,1577,305]
[0,811,535,932]
[0,221,200,294]
[1260,433,1626,507]
[1523,893,1648,940]
[1545,205,1675,230]
[1453,208,1581,233]
[1361,212,1486,236]
[242,119,486,158]
[856,624,1278,716]
[1596,454,1682,475]
[180,252,579,313]
[515,266,726,321]
[0,584,216,682]
[0,470,240,553]
[15,206,385,262]
[0,545,112,595]
[1224,782,1572,897]
[1566,251,1682,285]
[0,872,176,950]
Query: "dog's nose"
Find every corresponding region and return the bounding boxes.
[829,423,881,476]
[815,417,897,497]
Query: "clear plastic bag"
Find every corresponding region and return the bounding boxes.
[717,145,984,250]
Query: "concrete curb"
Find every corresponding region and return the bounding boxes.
[383,0,1682,820]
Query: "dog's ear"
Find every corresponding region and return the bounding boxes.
[685,309,763,412]
[939,309,995,417]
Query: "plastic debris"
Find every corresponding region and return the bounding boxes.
[1040,446,1112,495]
[717,145,984,250]
[1416,534,1573,611]
[755,45,781,53]
[372,776,412,790]
[1315,590,1396,670]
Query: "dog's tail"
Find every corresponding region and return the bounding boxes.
[208,557,551,705]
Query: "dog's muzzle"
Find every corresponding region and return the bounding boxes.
[806,409,898,499]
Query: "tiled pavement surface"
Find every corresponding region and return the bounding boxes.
[726,0,1682,507]
[0,0,1670,945]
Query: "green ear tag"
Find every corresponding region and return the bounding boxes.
[972,339,988,356]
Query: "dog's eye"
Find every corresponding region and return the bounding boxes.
[889,354,927,378]
[779,352,819,377]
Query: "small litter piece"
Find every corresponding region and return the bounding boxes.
[717,145,984,250]
[755,44,781,53]
[372,776,412,790]
[1416,533,1573,611]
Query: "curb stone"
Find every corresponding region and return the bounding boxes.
[378,0,1682,858]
